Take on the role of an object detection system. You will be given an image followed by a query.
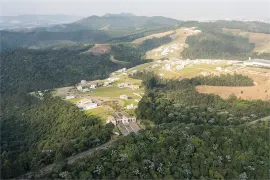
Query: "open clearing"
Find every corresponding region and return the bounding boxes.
[197,66,270,100]
[85,44,111,55]
[132,30,175,44]
[223,28,270,53]
[146,27,201,60]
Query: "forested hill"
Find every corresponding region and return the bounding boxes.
[43,73,270,179]
[0,94,114,179]
[181,24,270,59]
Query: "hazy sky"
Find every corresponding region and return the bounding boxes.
[1,0,269,20]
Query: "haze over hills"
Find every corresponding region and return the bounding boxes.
[1,7,270,180]
[0,14,83,30]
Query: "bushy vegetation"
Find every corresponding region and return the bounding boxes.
[182,30,255,59]
[44,122,269,179]
[110,36,171,64]
[181,24,270,59]
[0,94,114,179]
[1,48,123,94]
[136,73,270,125]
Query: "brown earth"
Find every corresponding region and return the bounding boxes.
[132,30,175,44]
[145,27,201,60]
[196,67,270,101]
[86,44,111,56]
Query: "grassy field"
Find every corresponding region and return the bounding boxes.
[83,107,112,122]
[68,98,83,103]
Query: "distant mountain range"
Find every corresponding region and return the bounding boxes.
[46,13,181,32]
[0,14,83,30]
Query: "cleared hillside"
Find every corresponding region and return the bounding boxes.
[223,28,270,53]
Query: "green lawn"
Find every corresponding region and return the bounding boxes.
[83,107,112,123]
[68,98,83,103]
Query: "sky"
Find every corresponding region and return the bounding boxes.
[1,0,269,20]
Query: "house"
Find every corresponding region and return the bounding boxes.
[81,80,87,84]
[108,113,136,125]
[130,85,140,90]
[66,95,75,100]
[77,86,83,91]
[216,67,222,71]
[117,82,131,88]
[90,84,97,89]
[120,94,129,100]
[126,104,137,110]
[84,103,98,110]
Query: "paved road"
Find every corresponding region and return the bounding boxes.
[19,139,118,179]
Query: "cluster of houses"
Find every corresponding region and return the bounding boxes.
[158,59,229,72]
[75,99,98,110]
[117,82,140,89]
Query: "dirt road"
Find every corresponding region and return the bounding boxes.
[19,139,118,179]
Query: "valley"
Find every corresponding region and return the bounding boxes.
[1,12,270,180]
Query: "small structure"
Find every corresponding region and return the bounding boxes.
[120,95,129,100]
[117,83,131,88]
[126,104,137,110]
[82,88,90,92]
[216,67,222,71]
[77,86,83,91]
[84,102,98,110]
[90,84,97,89]
[66,95,75,100]
[81,80,87,84]
[130,85,140,90]
[107,113,136,125]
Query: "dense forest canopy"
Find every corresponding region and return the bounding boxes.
[1,46,153,94]
[110,36,172,63]
[0,94,114,179]
[44,118,269,179]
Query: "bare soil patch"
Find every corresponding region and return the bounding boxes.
[86,44,111,56]
[197,67,270,100]
[146,27,201,60]
[132,30,175,44]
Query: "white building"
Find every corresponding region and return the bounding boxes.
[66,95,75,100]
[84,103,98,110]
[90,84,97,89]
[130,85,140,90]
[77,86,83,91]
[81,80,87,84]
[216,67,222,71]
[120,94,129,100]
[126,104,137,110]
